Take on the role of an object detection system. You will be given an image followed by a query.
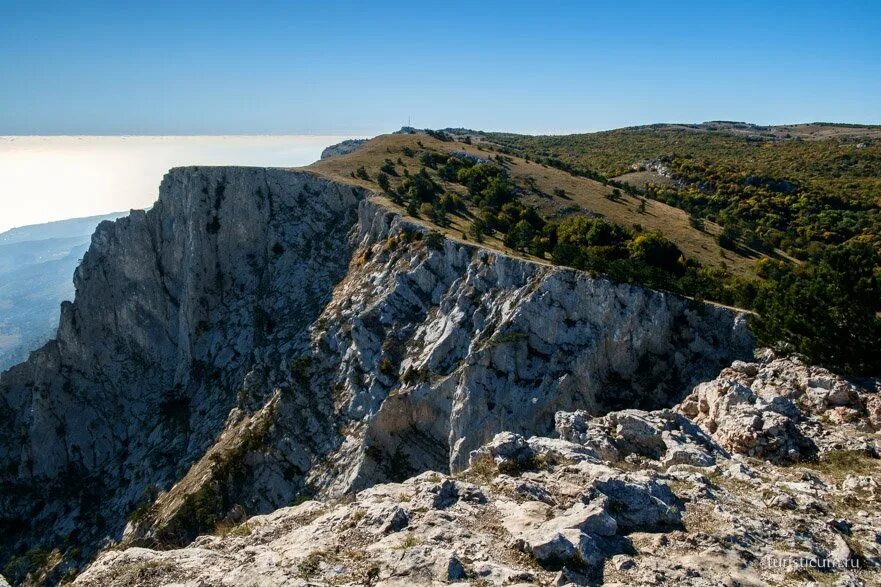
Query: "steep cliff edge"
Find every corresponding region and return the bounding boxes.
[0,167,751,584]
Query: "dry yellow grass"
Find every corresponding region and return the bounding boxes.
[303,133,758,277]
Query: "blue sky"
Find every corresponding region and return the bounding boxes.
[1,0,879,135]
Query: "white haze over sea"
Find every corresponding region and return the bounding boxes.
[0,135,361,233]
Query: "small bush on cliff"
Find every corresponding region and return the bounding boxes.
[424,231,445,251]
[290,355,313,385]
[379,357,397,377]
[3,547,51,585]
[128,483,159,524]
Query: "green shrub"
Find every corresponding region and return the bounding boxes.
[424,231,445,251]
[380,159,397,175]
[128,484,159,524]
[290,356,313,385]
[379,357,396,377]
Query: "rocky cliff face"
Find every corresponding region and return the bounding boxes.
[0,167,752,584]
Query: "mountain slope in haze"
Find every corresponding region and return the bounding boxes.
[0,213,126,370]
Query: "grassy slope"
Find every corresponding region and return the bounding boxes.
[304,133,758,277]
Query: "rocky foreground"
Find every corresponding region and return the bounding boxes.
[70,355,881,586]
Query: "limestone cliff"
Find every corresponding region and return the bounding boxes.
[0,167,752,584]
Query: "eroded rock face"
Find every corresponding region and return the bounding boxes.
[125,201,753,552]
[306,201,753,490]
[0,167,753,583]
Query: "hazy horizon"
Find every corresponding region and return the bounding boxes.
[4,117,881,139]
[0,135,358,233]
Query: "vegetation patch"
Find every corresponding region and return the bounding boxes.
[153,411,275,546]
[799,449,879,480]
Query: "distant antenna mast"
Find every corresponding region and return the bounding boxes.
[408,115,411,128]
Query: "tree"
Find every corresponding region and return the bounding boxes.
[504,220,535,251]
[402,168,440,203]
[469,217,487,243]
[429,203,449,226]
[627,233,684,274]
[377,171,390,192]
[380,159,397,176]
[555,216,629,250]
[718,226,739,250]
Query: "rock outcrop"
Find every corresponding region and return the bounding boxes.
[0,166,753,584]
[74,355,881,587]
[319,138,368,160]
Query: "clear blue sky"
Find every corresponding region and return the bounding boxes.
[2,0,879,135]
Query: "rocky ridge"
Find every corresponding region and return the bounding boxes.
[2,165,752,584]
[73,355,881,586]
[320,139,368,160]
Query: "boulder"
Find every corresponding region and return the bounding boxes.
[520,528,604,570]
[541,501,617,537]
[680,374,817,463]
[556,408,723,468]
[469,432,536,472]
[589,473,683,531]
